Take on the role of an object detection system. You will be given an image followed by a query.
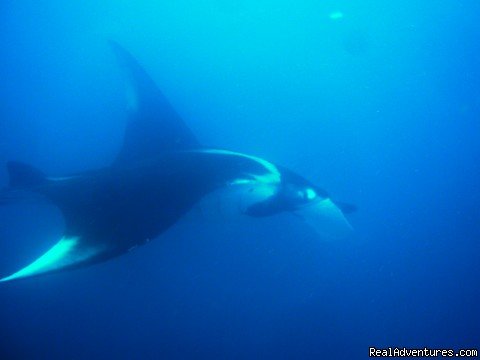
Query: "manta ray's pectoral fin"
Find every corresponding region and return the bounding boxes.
[109,41,200,165]
[0,236,108,282]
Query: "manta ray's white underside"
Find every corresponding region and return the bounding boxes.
[0,236,103,282]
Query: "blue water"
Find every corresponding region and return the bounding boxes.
[0,1,479,358]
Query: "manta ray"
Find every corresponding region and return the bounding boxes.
[0,42,355,282]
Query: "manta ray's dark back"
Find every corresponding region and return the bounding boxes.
[0,42,356,283]
[109,40,200,165]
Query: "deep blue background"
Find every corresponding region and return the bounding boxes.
[0,1,479,358]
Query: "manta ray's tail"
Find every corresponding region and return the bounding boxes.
[0,161,46,205]
[0,188,26,205]
[6,161,46,188]
[0,161,109,283]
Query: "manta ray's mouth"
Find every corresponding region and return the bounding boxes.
[294,198,353,241]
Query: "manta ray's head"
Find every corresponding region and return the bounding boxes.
[243,166,355,240]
